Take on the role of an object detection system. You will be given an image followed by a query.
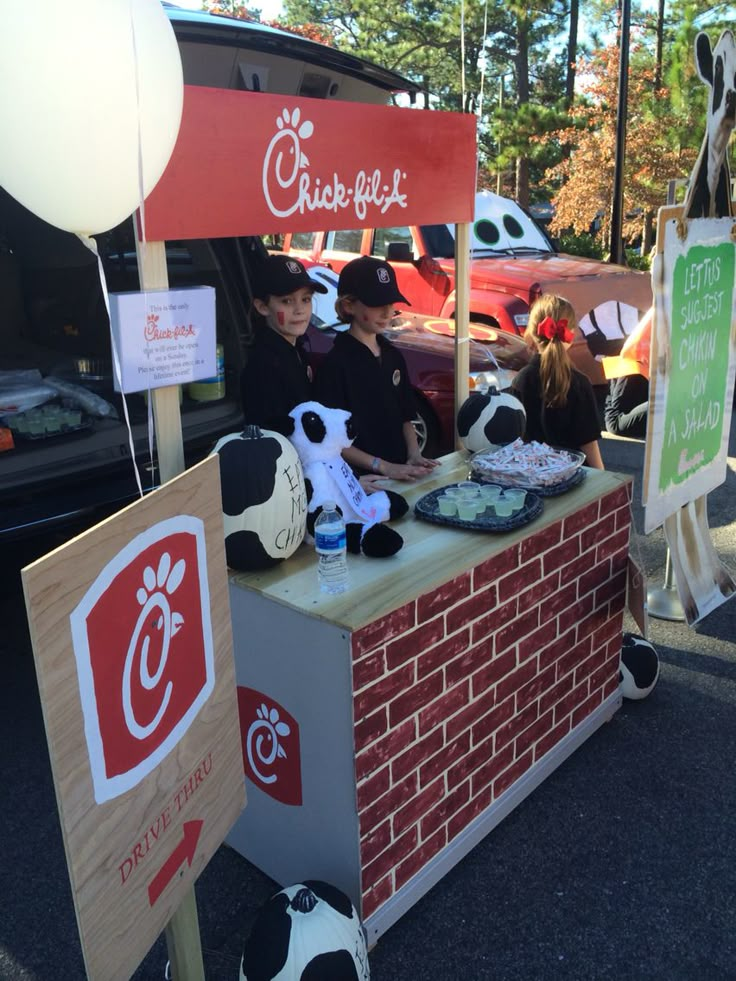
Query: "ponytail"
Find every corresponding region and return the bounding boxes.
[524,294,577,409]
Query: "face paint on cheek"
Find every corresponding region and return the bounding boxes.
[277,312,285,327]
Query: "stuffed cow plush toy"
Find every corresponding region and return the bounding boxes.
[287,401,408,558]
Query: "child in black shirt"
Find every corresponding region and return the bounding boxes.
[240,254,327,434]
[512,293,604,469]
[314,256,440,481]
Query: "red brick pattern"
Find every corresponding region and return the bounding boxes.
[353,484,631,921]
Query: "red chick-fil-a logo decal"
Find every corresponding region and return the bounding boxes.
[237,687,302,806]
[144,311,197,342]
[262,107,408,222]
[70,517,215,804]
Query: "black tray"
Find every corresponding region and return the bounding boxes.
[414,485,543,532]
[470,466,587,497]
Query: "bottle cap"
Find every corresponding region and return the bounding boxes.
[322,501,336,511]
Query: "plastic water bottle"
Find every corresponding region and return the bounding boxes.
[315,502,350,595]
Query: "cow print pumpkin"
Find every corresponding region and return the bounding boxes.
[212,426,307,571]
[620,632,660,700]
[457,389,526,453]
[240,880,370,981]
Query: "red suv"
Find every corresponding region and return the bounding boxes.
[283,192,653,388]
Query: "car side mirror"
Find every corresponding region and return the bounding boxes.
[385,242,413,263]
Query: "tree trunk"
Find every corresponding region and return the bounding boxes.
[516,157,530,209]
[654,0,665,90]
[566,0,579,107]
[642,210,655,256]
[514,14,530,207]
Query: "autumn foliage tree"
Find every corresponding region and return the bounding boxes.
[543,36,704,251]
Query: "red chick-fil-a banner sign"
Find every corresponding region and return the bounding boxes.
[143,86,478,241]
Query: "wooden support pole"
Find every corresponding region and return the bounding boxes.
[454,222,471,449]
[135,230,202,980]
[135,236,185,484]
[164,887,206,981]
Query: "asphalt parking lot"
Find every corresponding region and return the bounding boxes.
[1,428,735,981]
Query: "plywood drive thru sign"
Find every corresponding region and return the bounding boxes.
[22,456,244,981]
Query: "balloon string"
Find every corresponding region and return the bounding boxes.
[77,233,144,498]
[129,0,156,477]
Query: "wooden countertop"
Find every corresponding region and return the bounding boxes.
[229,453,631,631]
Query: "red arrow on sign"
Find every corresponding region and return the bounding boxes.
[148,820,204,907]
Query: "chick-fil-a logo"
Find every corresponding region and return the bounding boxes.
[70,517,215,804]
[144,312,197,342]
[262,107,408,221]
[237,687,302,806]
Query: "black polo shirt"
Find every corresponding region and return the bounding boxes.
[314,331,417,466]
[240,326,312,434]
[512,354,600,450]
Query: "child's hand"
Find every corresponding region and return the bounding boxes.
[359,474,387,494]
[382,461,436,481]
[406,451,441,470]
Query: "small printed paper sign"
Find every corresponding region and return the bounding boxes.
[109,286,216,393]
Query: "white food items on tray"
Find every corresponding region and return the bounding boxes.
[471,438,584,487]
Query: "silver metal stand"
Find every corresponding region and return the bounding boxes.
[647,548,685,621]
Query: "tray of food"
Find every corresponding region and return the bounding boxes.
[4,403,91,440]
[469,439,586,496]
[414,483,543,533]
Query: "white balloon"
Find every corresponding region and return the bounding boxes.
[0,0,183,235]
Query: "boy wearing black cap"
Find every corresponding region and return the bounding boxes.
[314,256,440,481]
[240,254,327,434]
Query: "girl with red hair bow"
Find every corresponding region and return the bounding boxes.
[511,294,604,469]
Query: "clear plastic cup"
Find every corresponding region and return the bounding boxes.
[43,406,62,433]
[457,480,480,497]
[444,487,464,500]
[479,484,502,502]
[457,501,480,520]
[438,496,458,517]
[504,488,527,509]
[495,499,513,517]
[27,415,45,436]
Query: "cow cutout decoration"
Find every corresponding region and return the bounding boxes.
[456,388,526,454]
[619,632,660,701]
[240,880,370,981]
[211,426,307,570]
[286,401,408,558]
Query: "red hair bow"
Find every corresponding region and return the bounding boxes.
[537,316,573,343]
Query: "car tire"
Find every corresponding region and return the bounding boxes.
[412,395,441,458]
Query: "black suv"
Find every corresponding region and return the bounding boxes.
[0,7,415,542]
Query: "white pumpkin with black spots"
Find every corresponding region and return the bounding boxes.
[620,632,660,700]
[240,880,370,981]
[456,388,526,453]
[287,401,408,558]
[211,425,307,571]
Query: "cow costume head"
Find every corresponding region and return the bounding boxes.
[286,401,408,558]
[684,30,736,219]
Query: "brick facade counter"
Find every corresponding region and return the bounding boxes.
[227,454,632,941]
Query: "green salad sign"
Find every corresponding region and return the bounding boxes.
[659,242,734,488]
[644,216,736,535]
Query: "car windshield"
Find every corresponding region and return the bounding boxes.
[419,224,456,259]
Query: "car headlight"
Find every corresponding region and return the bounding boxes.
[468,369,516,392]
[513,313,529,327]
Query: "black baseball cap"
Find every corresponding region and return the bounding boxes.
[254,254,328,299]
[337,256,409,307]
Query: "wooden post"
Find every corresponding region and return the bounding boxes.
[135,231,204,981]
[454,222,471,448]
[135,236,185,484]
[164,888,206,981]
